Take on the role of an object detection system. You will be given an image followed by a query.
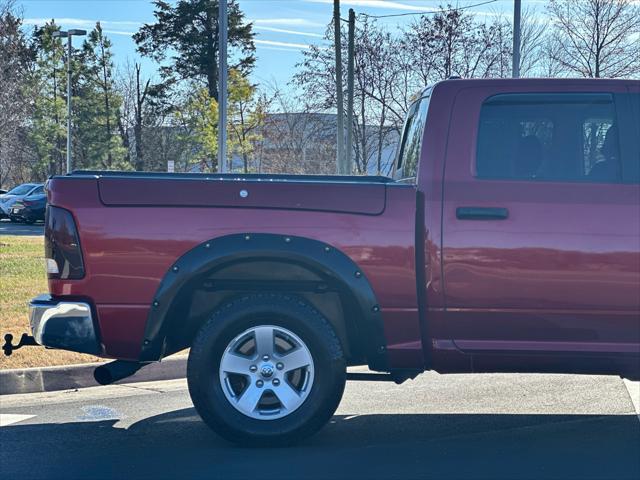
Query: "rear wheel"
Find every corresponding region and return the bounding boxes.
[187,293,346,445]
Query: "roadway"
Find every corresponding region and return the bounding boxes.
[0,218,44,236]
[1,372,639,479]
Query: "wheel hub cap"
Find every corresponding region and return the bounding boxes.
[219,325,315,420]
[260,364,274,378]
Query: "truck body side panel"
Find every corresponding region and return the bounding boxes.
[47,178,423,367]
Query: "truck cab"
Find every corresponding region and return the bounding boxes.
[398,79,639,378]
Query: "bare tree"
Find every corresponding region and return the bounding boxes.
[118,60,153,170]
[402,6,510,82]
[547,0,640,78]
[0,0,35,188]
[257,83,336,175]
[295,18,407,174]
[518,7,547,77]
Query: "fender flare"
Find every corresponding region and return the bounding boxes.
[139,233,388,370]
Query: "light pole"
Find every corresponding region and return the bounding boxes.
[218,1,228,173]
[53,29,86,174]
[346,8,355,176]
[333,0,345,175]
[512,0,521,78]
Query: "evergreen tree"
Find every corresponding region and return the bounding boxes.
[134,0,255,101]
[227,70,267,173]
[76,22,128,169]
[173,69,266,172]
[29,21,67,177]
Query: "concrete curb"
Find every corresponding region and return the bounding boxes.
[0,355,187,396]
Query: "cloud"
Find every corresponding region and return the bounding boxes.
[304,0,430,11]
[254,26,324,38]
[24,17,143,29]
[102,30,136,37]
[254,39,312,50]
[252,18,325,28]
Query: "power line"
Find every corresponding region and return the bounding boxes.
[359,0,498,19]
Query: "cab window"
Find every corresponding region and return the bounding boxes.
[395,95,430,181]
[476,93,623,183]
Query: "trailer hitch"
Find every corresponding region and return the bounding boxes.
[2,333,38,356]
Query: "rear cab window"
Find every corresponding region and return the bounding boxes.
[394,90,431,182]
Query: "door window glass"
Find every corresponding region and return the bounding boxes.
[476,93,621,183]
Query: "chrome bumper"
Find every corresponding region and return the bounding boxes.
[29,295,101,354]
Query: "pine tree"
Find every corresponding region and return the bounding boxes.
[134,0,255,101]
[29,21,67,177]
[173,70,266,172]
[76,22,128,169]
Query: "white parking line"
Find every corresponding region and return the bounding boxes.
[0,414,36,427]
[623,379,640,420]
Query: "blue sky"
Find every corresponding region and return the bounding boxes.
[19,0,544,88]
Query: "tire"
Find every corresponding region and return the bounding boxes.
[187,293,346,445]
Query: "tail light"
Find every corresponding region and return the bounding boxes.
[45,206,85,279]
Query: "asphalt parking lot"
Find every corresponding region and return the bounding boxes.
[0,218,44,236]
[1,372,639,480]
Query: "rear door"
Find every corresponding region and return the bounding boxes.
[441,84,640,359]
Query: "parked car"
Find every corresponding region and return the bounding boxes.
[22,79,640,445]
[0,183,44,219]
[8,192,47,224]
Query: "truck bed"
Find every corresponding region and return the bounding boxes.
[68,170,394,183]
[62,170,396,216]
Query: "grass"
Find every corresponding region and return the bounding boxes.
[0,235,100,369]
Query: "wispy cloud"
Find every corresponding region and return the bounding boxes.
[24,17,143,29]
[102,30,136,37]
[254,39,312,50]
[252,18,325,28]
[304,0,430,11]
[254,26,324,38]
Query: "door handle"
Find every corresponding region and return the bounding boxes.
[456,207,509,220]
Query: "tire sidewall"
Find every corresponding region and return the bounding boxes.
[188,295,346,444]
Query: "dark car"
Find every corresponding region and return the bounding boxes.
[0,189,6,194]
[0,183,45,219]
[9,192,46,224]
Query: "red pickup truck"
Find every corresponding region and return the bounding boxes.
[26,78,640,444]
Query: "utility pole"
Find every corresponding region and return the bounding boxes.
[333,0,345,175]
[512,0,521,78]
[345,8,355,176]
[53,29,86,173]
[218,0,228,173]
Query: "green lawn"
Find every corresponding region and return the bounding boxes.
[0,235,99,369]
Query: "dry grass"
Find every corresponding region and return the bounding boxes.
[0,235,100,370]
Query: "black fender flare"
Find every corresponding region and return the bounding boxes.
[139,233,388,370]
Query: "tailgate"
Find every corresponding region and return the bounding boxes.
[98,177,386,215]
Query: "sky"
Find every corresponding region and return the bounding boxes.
[18,0,549,89]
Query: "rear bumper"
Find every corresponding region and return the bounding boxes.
[29,295,101,355]
[9,207,40,222]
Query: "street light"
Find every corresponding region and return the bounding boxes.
[53,29,86,174]
[218,1,228,173]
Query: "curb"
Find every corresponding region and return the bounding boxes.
[0,355,187,396]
